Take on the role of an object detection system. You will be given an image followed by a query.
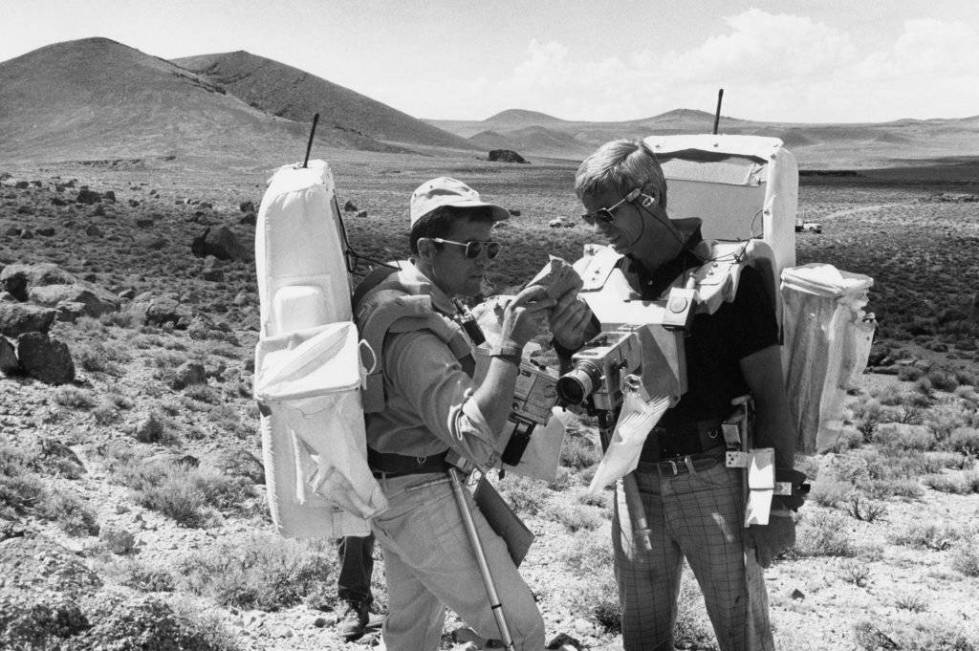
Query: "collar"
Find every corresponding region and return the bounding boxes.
[626,219,706,299]
[399,260,457,316]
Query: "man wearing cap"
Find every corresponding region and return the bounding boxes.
[352,177,563,650]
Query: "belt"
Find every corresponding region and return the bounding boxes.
[367,447,450,479]
[637,447,725,478]
[640,417,726,462]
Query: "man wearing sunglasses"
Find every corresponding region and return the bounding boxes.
[559,140,800,651]
[352,176,562,650]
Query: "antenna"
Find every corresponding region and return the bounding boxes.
[302,113,320,168]
[712,89,724,135]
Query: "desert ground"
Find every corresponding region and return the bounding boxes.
[1,150,978,650]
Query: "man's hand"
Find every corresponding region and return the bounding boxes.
[501,285,555,349]
[548,288,594,351]
[744,510,796,568]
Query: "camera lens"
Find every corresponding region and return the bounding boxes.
[556,360,603,405]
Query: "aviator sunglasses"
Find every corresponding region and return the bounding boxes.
[431,238,502,260]
[581,188,654,225]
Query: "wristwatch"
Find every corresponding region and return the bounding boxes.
[489,340,523,362]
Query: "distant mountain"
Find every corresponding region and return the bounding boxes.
[482,109,568,129]
[470,126,593,159]
[0,37,475,164]
[174,51,476,151]
[430,107,979,168]
[4,37,978,168]
[0,37,403,163]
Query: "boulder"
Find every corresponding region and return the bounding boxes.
[16,332,75,385]
[488,149,529,164]
[190,226,246,261]
[0,302,57,337]
[135,296,193,329]
[1,263,77,301]
[28,283,121,319]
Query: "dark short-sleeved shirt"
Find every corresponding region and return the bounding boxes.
[616,232,778,455]
[657,264,777,428]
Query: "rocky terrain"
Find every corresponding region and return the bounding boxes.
[0,152,977,650]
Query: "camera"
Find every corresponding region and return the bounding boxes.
[501,359,559,466]
[556,326,645,411]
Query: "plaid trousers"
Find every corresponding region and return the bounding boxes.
[612,461,774,651]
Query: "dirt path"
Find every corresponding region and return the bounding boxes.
[820,203,905,220]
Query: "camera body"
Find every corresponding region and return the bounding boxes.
[557,326,644,411]
[557,320,687,415]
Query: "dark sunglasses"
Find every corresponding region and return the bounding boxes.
[581,188,649,225]
[431,237,502,260]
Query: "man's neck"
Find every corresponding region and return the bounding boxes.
[629,218,702,275]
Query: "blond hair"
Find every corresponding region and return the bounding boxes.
[574,139,667,208]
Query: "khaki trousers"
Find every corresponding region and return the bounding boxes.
[372,472,545,651]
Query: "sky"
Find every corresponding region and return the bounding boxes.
[2,0,978,124]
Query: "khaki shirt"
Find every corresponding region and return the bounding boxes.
[363,263,501,467]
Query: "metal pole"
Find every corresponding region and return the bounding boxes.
[302,113,320,168]
[713,89,724,135]
[448,467,515,651]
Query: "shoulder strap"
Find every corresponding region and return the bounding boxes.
[687,239,777,315]
[577,244,624,292]
[358,290,471,413]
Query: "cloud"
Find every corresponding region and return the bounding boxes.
[420,10,979,122]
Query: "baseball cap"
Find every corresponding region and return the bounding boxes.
[409,177,510,227]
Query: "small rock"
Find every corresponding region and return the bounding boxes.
[76,189,101,204]
[791,588,805,600]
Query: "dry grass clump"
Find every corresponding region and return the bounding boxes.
[0,443,99,536]
[173,535,337,612]
[72,590,239,651]
[838,560,870,587]
[843,494,888,522]
[105,450,254,528]
[546,501,605,533]
[51,386,97,410]
[950,541,979,577]
[888,522,969,550]
[499,474,552,517]
[74,338,132,374]
[792,510,856,557]
[921,470,979,495]
[557,530,621,633]
[559,431,603,470]
[853,617,976,651]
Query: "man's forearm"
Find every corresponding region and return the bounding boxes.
[471,356,522,434]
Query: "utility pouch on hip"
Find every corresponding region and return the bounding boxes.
[473,477,535,567]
